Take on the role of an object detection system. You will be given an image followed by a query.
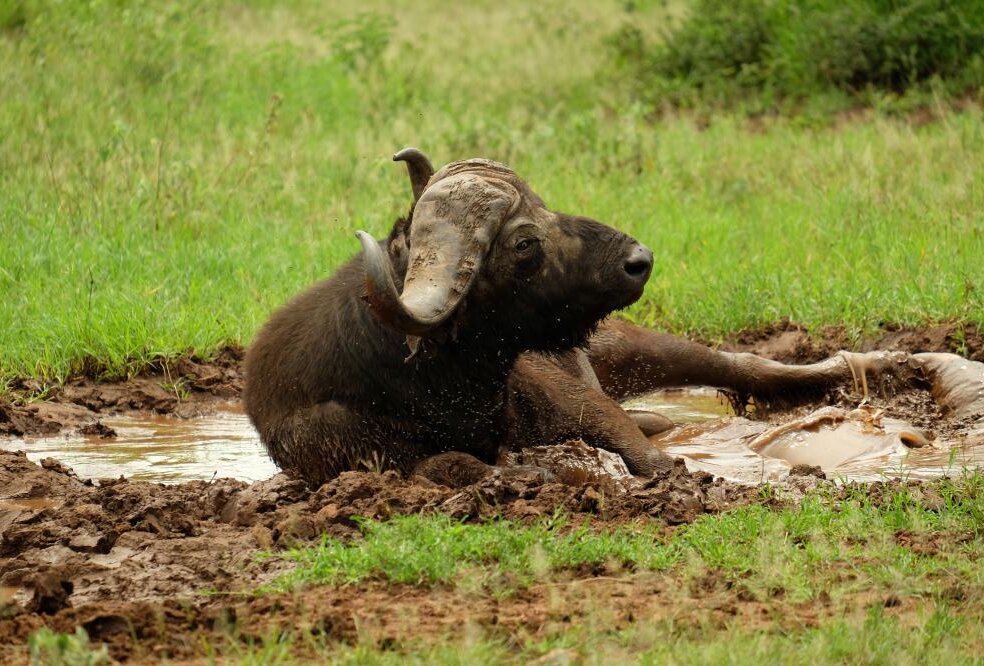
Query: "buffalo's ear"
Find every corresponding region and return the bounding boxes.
[387,216,411,266]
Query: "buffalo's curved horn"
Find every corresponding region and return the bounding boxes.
[393,147,434,203]
[356,230,451,336]
[359,170,520,336]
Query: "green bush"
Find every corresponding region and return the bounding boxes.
[611,0,984,111]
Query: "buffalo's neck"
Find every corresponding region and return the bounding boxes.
[407,344,516,439]
[348,304,519,449]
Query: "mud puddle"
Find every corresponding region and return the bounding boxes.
[650,406,983,484]
[632,383,982,483]
[0,322,980,488]
[624,387,734,423]
[0,393,728,486]
[1,388,979,486]
[0,403,274,483]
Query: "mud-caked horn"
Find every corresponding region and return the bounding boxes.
[393,147,434,203]
[358,161,522,337]
[356,230,445,337]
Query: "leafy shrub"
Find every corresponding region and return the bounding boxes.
[610,0,984,110]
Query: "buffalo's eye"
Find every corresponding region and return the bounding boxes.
[515,238,538,253]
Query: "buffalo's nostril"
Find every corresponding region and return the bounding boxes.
[623,245,653,280]
[624,258,649,277]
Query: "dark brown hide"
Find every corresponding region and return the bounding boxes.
[244,151,671,486]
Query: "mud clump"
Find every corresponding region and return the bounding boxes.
[25,572,73,616]
[75,422,117,439]
[789,464,826,479]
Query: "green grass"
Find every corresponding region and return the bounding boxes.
[221,476,984,662]
[27,627,110,666]
[1,0,983,382]
[208,606,984,665]
[30,607,984,665]
[272,476,984,600]
[269,514,676,592]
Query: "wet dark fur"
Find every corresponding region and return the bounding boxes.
[244,206,654,486]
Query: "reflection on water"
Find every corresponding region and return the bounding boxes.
[623,387,733,423]
[651,418,789,485]
[0,403,276,484]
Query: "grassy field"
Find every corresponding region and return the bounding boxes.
[1,0,982,381]
[256,480,984,663]
[6,4,984,662]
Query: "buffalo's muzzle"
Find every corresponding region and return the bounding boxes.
[622,244,654,284]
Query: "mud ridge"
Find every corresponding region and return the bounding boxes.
[0,347,245,438]
[714,319,983,365]
[0,446,962,663]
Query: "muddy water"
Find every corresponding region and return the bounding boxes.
[0,403,276,483]
[623,387,735,423]
[633,389,983,483]
[0,391,980,486]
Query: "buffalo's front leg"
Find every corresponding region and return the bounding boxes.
[588,319,915,405]
[506,354,675,476]
[261,400,430,486]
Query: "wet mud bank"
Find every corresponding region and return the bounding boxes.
[0,347,245,439]
[0,447,797,660]
[713,319,984,365]
[0,447,973,663]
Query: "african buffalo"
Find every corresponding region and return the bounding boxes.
[244,149,888,486]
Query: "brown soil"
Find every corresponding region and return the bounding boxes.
[713,319,983,365]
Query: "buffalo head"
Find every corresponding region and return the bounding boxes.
[356,148,653,354]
